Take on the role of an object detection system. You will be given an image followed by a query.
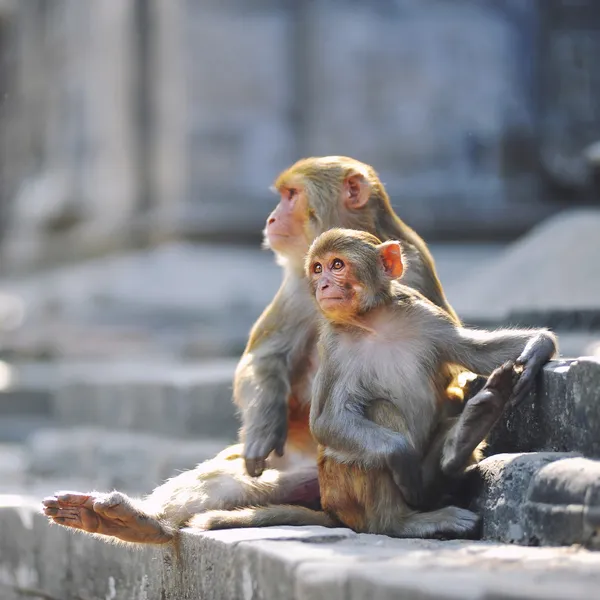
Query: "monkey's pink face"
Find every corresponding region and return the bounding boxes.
[264,181,311,257]
[309,252,362,319]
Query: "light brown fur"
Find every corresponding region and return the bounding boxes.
[192,230,557,538]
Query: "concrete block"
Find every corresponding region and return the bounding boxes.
[487,357,600,458]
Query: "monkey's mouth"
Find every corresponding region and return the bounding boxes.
[318,296,345,306]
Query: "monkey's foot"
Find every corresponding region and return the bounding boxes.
[393,506,480,540]
[441,362,518,477]
[42,491,173,544]
[483,360,519,400]
[428,506,481,539]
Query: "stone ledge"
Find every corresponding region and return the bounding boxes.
[487,357,600,458]
[1,499,599,600]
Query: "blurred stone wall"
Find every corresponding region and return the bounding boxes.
[0,0,598,274]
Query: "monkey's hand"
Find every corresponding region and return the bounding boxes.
[243,413,288,477]
[386,444,424,508]
[511,334,557,406]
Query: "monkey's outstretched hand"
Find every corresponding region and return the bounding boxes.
[244,415,287,477]
[386,443,424,508]
[510,333,557,406]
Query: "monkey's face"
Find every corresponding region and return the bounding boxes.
[308,252,363,321]
[264,180,312,258]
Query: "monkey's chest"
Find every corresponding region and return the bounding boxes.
[340,339,429,391]
[333,339,439,430]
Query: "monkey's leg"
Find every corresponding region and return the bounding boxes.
[189,505,336,531]
[338,461,480,539]
[440,361,518,477]
[43,445,320,545]
[390,506,481,539]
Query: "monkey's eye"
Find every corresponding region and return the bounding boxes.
[332,258,344,271]
[313,262,322,274]
[288,188,297,199]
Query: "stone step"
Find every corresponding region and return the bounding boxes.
[0,499,599,600]
[25,427,234,495]
[52,359,240,439]
[0,359,240,441]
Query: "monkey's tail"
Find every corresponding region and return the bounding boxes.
[187,505,338,531]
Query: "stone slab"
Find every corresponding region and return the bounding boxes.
[1,499,599,600]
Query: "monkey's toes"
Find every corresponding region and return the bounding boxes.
[442,507,481,538]
[53,491,96,508]
[42,494,102,532]
[485,361,518,399]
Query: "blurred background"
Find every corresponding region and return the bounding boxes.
[0,0,598,495]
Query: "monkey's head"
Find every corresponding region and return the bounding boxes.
[305,228,404,323]
[265,156,392,269]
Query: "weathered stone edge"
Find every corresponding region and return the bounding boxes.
[469,453,600,548]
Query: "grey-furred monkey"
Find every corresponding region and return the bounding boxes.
[43,157,480,546]
[190,229,557,538]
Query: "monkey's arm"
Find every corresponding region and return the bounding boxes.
[310,366,423,505]
[441,324,558,405]
[235,346,291,478]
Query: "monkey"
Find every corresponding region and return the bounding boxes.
[43,157,488,545]
[239,156,464,480]
[187,229,557,537]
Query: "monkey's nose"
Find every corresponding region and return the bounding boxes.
[267,217,276,225]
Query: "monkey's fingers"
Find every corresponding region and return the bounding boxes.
[42,492,94,510]
[245,457,267,478]
[510,365,536,406]
[244,430,286,476]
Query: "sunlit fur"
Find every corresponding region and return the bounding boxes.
[42,157,475,545]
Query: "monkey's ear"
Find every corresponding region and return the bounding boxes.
[378,241,404,279]
[343,172,371,209]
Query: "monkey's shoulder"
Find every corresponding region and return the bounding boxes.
[389,282,450,319]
